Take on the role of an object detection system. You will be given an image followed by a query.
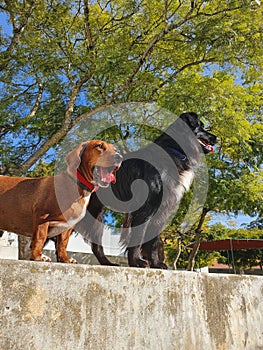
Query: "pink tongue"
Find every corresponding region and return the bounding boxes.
[208,145,214,153]
[100,169,115,183]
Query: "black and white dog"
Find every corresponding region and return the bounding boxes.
[75,112,217,268]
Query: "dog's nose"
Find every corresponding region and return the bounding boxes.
[114,153,123,164]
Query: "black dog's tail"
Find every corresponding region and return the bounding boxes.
[119,213,132,250]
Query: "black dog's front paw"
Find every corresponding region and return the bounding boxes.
[151,261,168,270]
[107,262,120,267]
[130,258,150,268]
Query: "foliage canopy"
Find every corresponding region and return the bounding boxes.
[0,0,262,266]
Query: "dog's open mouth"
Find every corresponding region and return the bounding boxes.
[198,138,215,153]
[93,166,118,187]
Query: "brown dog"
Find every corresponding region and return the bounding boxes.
[0,140,122,263]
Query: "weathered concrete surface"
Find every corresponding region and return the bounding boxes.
[0,259,262,350]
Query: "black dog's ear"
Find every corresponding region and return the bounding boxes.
[179,112,198,125]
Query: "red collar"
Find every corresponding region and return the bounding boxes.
[73,170,99,192]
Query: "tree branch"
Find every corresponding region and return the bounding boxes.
[111,7,199,100]
[83,0,94,49]
[17,73,91,175]
[187,207,210,271]
[0,1,36,71]
[18,102,110,174]
[26,83,44,120]
[160,57,216,89]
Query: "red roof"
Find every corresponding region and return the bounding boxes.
[186,239,263,251]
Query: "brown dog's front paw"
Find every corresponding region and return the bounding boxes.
[30,254,51,262]
[41,254,52,262]
[57,255,77,264]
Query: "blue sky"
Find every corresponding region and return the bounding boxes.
[210,212,254,229]
[0,11,11,36]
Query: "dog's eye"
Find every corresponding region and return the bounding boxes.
[96,143,104,150]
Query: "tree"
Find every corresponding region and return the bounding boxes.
[0,0,262,259]
[246,217,263,230]
[1,0,262,174]
[162,207,221,270]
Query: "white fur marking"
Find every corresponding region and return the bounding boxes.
[180,170,194,192]
[48,191,91,237]
[67,191,91,227]
[173,170,194,203]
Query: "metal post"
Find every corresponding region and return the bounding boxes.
[230,239,236,274]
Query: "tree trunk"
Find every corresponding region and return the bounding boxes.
[173,237,181,270]
[187,208,209,271]
[158,237,165,263]
[18,235,31,260]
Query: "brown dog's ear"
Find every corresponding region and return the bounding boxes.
[66,142,88,174]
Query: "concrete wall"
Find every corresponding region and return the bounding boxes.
[0,259,262,350]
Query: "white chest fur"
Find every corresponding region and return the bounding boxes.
[67,190,91,226]
[48,190,91,237]
[180,170,194,192]
[173,170,194,202]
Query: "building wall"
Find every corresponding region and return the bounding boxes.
[0,246,18,260]
[0,259,262,350]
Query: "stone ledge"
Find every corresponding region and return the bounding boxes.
[0,259,262,350]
